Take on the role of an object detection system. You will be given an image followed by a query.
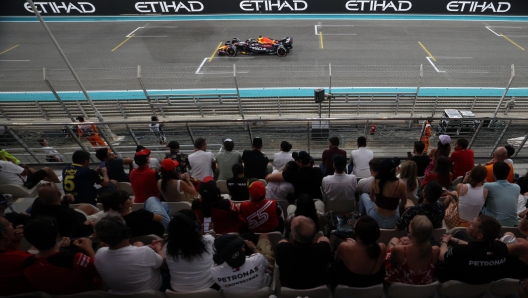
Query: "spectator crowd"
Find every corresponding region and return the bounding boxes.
[1,131,528,297]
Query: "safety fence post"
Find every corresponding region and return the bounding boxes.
[234,64,244,119]
[489,120,511,156]
[4,126,40,163]
[491,64,515,122]
[43,67,75,122]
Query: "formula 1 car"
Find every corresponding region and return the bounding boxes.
[217,36,293,57]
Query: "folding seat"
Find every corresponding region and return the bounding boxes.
[334,284,384,298]
[386,281,440,298]
[488,278,520,297]
[437,280,491,298]
[165,288,223,297]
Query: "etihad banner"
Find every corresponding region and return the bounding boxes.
[1,0,527,15]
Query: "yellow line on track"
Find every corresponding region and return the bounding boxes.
[0,44,20,55]
[209,41,223,62]
[418,41,436,62]
[319,32,324,49]
[112,34,135,52]
[500,34,525,51]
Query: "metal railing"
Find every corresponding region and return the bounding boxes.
[1,116,527,165]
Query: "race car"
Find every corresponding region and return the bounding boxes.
[217,36,293,57]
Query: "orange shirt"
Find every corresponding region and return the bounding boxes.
[485,163,514,183]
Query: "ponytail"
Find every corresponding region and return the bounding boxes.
[420,242,432,260]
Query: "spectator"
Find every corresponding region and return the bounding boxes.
[420,120,432,154]
[517,171,528,195]
[422,156,453,189]
[23,217,101,295]
[94,215,164,294]
[483,162,520,226]
[62,150,115,205]
[410,141,430,177]
[501,214,528,279]
[399,160,419,205]
[386,215,439,285]
[438,215,508,284]
[321,136,347,176]
[396,181,445,230]
[216,138,242,181]
[0,148,20,164]
[188,138,216,181]
[334,216,386,288]
[450,138,474,179]
[0,215,33,296]
[444,166,488,229]
[242,137,269,179]
[226,164,249,201]
[285,193,328,237]
[164,212,217,292]
[212,234,273,294]
[276,216,332,289]
[485,147,514,182]
[0,159,60,189]
[322,154,357,202]
[273,141,293,171]
[101,190,165,237]
[95,148,133,183]
[130,148,161,203]
[266,151,323,200]
[357,158,381,195]
[266,161,297,202]
[166,141,189,173]
[158,159,197,203]
[359,158,407,229]
[30,183,97,238]
[240,181,283,233]
[350,136,374,178]
[133,145,160,170]
[505,144,515,165]
[424,134,451,175]
[76,116,107,148]
[38,139,64,162]
[193,177,245,234]
[150,116,167,145]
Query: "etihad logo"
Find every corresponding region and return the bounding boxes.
[135,1,204,12]
[24,2,95,13]
[240,0,308,11]
[345,0,411,11]
[446,1,510,12]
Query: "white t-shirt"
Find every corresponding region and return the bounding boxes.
[265,170,294,201]
[0,160,26,185]
[273,151,293,171]
[164,234,215,292]
[42,146,64,160]
[351,147,374,178]
[322,172,357,201]
[94,246,163,294]
[188,150,216,180]
[211,253,271,294]
[133,158,160,171]
[357,176,375,194]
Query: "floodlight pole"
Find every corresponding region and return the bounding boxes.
[26,0,105,124]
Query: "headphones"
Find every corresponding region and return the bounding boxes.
[218,237,245,259]
[173,212,199,231]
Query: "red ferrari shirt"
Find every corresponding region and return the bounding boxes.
[130,166,161,203]
[23,252,101,295]
[240,199,280,233]
[0,250,34,296]
[450,149,475,178]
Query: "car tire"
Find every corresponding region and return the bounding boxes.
[226,46,237,57]
[277,45,287,57]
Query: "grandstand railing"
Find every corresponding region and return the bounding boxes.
[1,116,527,165]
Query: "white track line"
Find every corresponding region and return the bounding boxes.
[314,24,355,35]
[0,60,30,62]
[133,36,168,38]
[126,27,144,37]
[487,26,522,28]
[195,58,208,74]
[435,56,473,59]
[426,57,445,73]
[485,26,501,36]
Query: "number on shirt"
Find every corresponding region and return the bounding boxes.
[64,175,75,191]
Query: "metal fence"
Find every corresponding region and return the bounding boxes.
[1,116,527,165]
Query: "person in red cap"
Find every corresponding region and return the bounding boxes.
[129,148,161,203]
[239,181,284,233]
[158,158,197,203]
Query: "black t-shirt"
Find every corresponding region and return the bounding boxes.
[241,150,269,179]
[106,158,129,183]
[122,209,164,237]
[411,155,431,177]
[441,241,508,284]
[282,167,323,200]
[227,177,249,201]
[30,198,93,238]
[276,241,333,289]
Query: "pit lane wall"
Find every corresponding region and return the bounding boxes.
[1,0,528,16]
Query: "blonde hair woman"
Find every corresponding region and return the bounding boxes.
[399,160,419,205]
[385,215,440,285]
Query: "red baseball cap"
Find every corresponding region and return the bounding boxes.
[160,158,179,171]
[135,148,151,157]
[248,181,266,199]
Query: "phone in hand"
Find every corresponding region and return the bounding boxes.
[99,161,105,168]
[203,217,211,233]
